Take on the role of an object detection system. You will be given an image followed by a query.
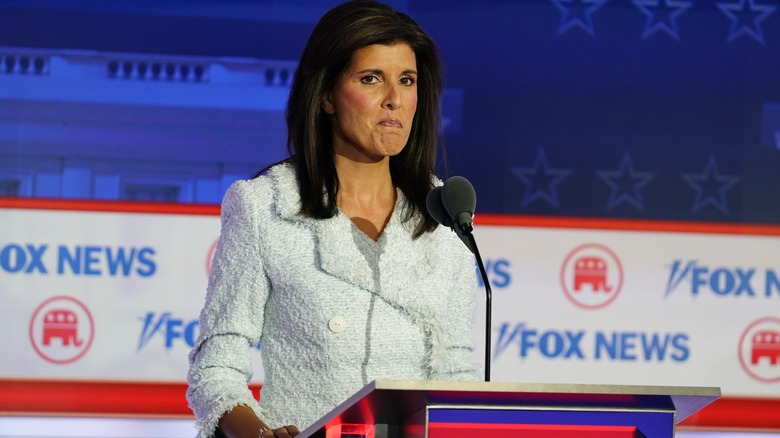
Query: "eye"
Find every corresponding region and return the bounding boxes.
[399,76,416,87]
[360,75,380,84]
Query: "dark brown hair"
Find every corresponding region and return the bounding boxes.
[286,0,443,238]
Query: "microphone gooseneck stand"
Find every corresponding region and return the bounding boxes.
[457,222,492,382]
[427,177,492,382]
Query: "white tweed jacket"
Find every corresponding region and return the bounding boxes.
[186,163,481,437]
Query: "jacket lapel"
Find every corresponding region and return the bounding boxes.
[377,205,433,303]
[269,163,443,373]
[316,213,375,292]
[270,163,374,292]
[378,207,443,373]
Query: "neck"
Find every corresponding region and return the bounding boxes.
[334,154,394,205]
[334,155,397,241]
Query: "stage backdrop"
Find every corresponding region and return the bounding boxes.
[1,198,778,430]
[2,0,780,433]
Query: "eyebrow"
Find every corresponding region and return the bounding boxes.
[354,68,418,76]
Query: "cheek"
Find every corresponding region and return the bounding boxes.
[407,94,419,116]
[338,95,374,122]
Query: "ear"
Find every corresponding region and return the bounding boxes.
[321,93,335,115]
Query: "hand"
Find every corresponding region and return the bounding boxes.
[260,425,300,437]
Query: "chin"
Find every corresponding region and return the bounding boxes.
[383,146,407,157]
[384,140,409,154]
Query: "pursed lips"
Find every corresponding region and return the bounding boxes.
[378,118,403,128]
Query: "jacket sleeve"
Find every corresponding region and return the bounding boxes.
[432,233,483,382]
[186,180,270,438]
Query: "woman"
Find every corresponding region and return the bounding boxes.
[186,2,481,437]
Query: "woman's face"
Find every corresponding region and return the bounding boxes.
[323,43,418,163]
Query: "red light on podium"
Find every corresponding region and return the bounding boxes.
[325,423,375,438]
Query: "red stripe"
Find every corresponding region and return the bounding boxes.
[4,198,780,236]
[679,396,780,430]
[0,379,778,431]
[0,197,220,216]
[0,379,259,417]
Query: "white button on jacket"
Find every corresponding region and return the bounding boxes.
[328,316,346,333]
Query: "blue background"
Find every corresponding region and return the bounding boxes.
[1,0,779,224]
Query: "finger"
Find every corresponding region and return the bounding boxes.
[286,425,301,436]
[273,427,290,438]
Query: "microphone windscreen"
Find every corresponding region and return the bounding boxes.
[441,176,476,219]
[425,186,452,227]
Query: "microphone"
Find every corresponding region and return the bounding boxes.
[441,176,476,235]
[426,180,473,253]
[426,176,493,382]
[425,186,452,228]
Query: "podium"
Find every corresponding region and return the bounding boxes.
[298,380,720,438]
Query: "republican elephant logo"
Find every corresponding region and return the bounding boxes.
[42,309,84,347]
[739,318,780,383]
[751,330,780,366]
[573,256,613,293]
[560,243,623,310]
[29,296,94,364]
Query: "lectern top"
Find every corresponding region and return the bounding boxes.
[300,380,720,438]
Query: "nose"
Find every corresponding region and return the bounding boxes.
[382,83,401,110]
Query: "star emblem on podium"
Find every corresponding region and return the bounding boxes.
[633,0,692,40]
[511,149,571,208]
